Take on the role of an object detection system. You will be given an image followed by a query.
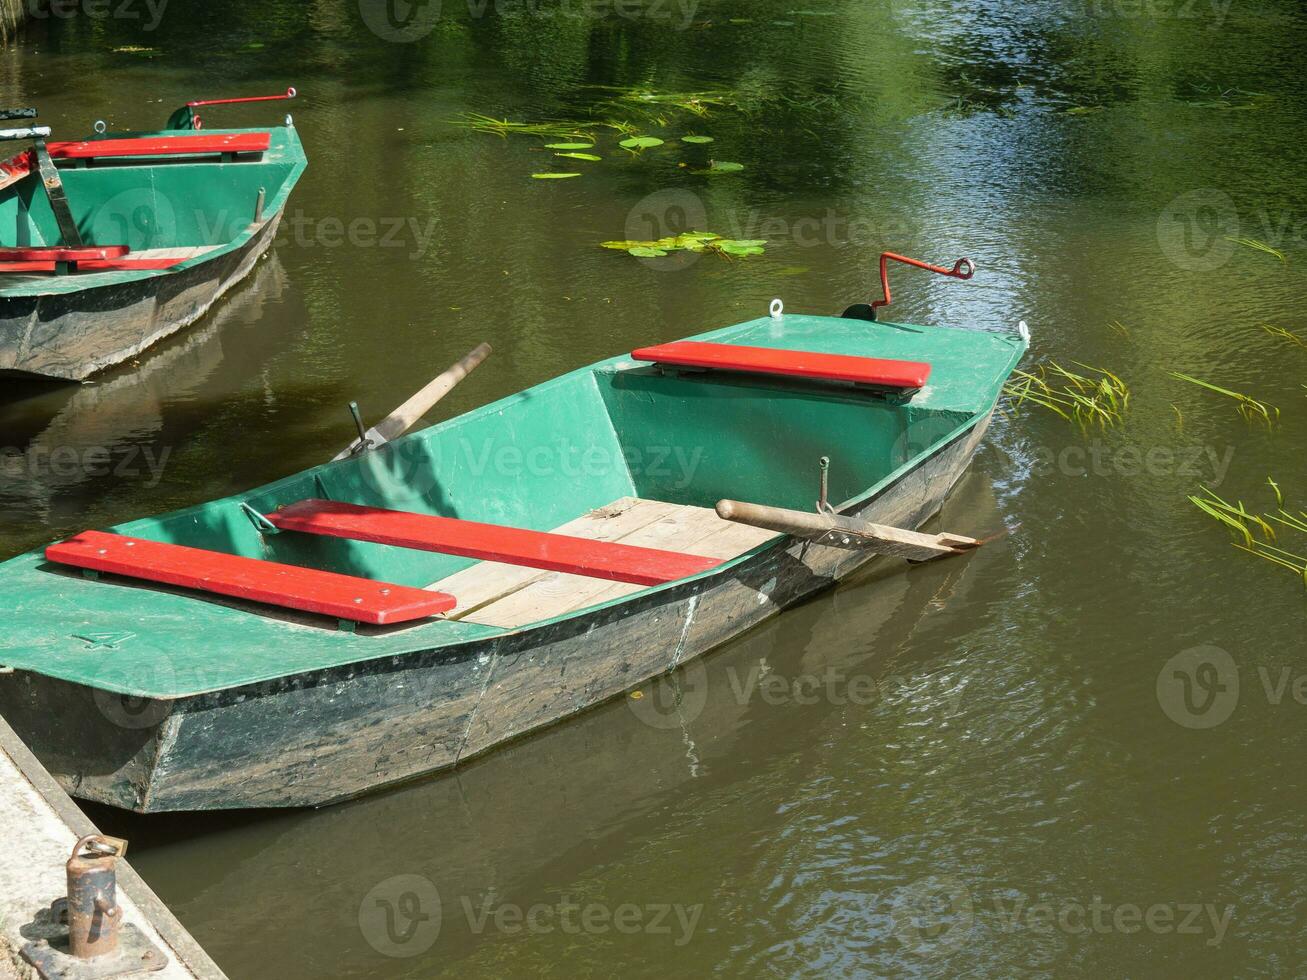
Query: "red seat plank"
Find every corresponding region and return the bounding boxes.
[0,245,129,261]
[73,257,188,272]
[46,530,455,625]
[631,340,932,390]
[266,500,722,587]
[48,133,272,160]
[0,260,55,273]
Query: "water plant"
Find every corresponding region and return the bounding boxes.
[1226,237,1287,262]
[1002,361,1129,429]
[531,172,581,180]
[1190,484,1307,587]
[1169,372,1279,427]
[1262,323,1307,348]
[601,232,765,259]
[619,136,665,153]
[452,113,593,142]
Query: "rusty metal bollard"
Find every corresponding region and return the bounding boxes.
[65,835,127,959]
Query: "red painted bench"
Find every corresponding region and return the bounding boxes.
[46,530,456,626]
[0,260,55,273]
[49,133,271,161]
[631,340,932,390]
[266,500,722,587]
[73,256,189,272]
[0,245,129,261]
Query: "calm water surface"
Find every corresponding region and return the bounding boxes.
[3,1,1307,976]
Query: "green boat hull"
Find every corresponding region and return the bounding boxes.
[0,312,1025,810]
[0,125,305,381]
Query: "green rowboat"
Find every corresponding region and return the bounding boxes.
[0,289,1027,812]
[0,94,305,382]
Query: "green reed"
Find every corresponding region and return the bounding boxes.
[1002,361,1129,429]
[1191,484,1307,588]
[1169,372,1279,427]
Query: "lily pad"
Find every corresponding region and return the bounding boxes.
[601,231,765,259]
[619,136,665,150]
[681,135,715,144]
[707,160,744,172]
[546,142,596,150]
[556,152,602,161]
[532,172,582,179]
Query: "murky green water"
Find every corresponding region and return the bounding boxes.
[3,0,1307,975]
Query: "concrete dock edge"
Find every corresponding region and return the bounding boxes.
[0,715,226,979]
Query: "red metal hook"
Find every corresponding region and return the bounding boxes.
[870,252,974,319]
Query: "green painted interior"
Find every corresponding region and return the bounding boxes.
[0,125,305,296]
[0,315,1025,696]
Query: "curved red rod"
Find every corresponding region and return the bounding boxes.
[870,252,975,319]
[187,87,297,108]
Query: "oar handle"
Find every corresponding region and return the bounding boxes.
[333,342,493,462]
[0,126,51,142]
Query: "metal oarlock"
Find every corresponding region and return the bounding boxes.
[21,835,169,979]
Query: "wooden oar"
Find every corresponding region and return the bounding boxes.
[715,498,979,562]
[335,342,492,461]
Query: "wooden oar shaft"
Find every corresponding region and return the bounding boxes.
[373,342,492,444]
[715,498,979,561]
[335,342,492,461]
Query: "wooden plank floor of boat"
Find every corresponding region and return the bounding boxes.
[427,497,778,629]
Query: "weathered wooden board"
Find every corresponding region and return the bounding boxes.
[455,499,776,629]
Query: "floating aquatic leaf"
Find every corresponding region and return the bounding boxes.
[545,142,595,150]
[601,231,765,259]
[556,152,602,161]
[619,136,665,151]
[531,172,582,179]
[693,160,745,174]
[717,240,766,256]
[681,135,715,144]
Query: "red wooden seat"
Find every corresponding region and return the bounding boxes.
[0,245,129,261]
[49,133,271,160]
[73,256,189,272]
[631,340,932,390]
[46,530,455,626]
[266,500,722,587]
[0,260,55,273]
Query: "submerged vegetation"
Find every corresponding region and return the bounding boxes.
[1191,484,1307,588]
[1169,372,1279,427]
[1002,361,1130,429]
